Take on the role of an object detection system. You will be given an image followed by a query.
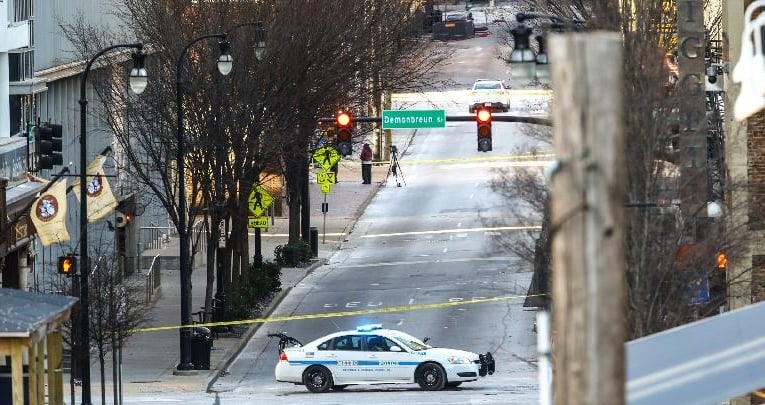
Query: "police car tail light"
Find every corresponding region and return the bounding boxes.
[279,351,288,362]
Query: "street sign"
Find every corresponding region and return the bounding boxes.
[248,216,268,229]
[382,109,446,129]
[320,183,331,194]
[248,185,273,217]
[313,146,340,171]
[316,170,336,185]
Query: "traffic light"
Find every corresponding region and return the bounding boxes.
[476,107,492,152]
[716,251,727,270]
[58,256,77,276]
[335,111,353,156]
[115,211,132,228]
[37,123,63,170]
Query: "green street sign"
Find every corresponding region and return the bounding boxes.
[382,109,446,129]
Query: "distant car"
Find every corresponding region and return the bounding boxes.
[468,79,511,113]
[432,13,475,40]
[271,324,495,393]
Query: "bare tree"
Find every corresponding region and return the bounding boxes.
[48,228,150,405]
[487,0,750,339]
[60,0,449,321]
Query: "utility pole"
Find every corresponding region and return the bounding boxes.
[548,32,626,405]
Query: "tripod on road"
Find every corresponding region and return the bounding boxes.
[387,145,406,187]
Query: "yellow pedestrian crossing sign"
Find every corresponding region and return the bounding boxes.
[313,146,340,171]
[316,170,336,185]
[248,216,268,229]
[248,185,273,217]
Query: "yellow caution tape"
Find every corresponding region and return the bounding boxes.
[132,293,547,333]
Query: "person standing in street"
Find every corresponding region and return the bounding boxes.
[360,143,373,184]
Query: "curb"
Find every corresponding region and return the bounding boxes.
[204,259,326,393]
[204,128,417,392]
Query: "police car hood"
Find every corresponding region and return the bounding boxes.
[424,347,478,359]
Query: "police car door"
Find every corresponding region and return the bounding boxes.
[363,335,412,381]
[330,335,364,383]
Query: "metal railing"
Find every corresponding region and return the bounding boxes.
[144,254,161,303]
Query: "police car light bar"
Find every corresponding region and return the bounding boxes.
[356,324,383,332]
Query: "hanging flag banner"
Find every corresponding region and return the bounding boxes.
[30,179,70,247]
[72,155,118,222]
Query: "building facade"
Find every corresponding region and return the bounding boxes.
[1,0,169,292]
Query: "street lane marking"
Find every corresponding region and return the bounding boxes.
[335,256,528,269]
[360,225,541,238]
[131,292,545,333]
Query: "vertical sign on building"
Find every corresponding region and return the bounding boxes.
[677,0,708,235]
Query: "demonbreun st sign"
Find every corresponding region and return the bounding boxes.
[381,109,446,129]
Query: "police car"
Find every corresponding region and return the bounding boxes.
[271,324,495,393]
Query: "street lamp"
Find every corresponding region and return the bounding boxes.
[175,33,232,371]
[78,43,147,405]
[508,12,585,84]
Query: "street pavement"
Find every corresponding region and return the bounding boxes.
[71,132,412,404]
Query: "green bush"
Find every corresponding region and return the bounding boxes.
[274,241,312,267]
[225,261,282,321]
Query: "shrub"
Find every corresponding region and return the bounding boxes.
[225,261,282,320]
[274,241,312,267]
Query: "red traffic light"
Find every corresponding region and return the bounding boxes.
[336,112,352,128]
[476,108,492,124]
[58,256,77,276]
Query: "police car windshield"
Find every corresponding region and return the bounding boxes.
[391,332,430,351]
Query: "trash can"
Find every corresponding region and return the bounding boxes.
[309,226,319,257]
[191,334,212,370]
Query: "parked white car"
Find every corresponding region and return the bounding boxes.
[271,324,495,393]
[468,79,511,113]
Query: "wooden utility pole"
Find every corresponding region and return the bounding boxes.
[548,32,626,405]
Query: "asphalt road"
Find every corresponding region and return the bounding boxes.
[204,10,551,404]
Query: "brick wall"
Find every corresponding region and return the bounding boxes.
[748,112,765,230]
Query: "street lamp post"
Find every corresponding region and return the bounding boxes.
[78,43,147,405]
[213,22,267,320]
[508,12,585,84]
[175,33,233,371]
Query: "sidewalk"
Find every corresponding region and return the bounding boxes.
[76,133,412,402]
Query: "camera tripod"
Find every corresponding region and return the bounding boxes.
[387,145,406,187]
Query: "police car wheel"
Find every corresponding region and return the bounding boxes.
[416,362,446,391]
[303,366,333,393]
[332,385,348,391]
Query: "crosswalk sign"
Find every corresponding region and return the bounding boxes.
[313,146,340,171]
[316,170,336,185]
[248,185,273,217]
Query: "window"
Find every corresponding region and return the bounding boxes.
[317,339,332,351]
[332,335,362,351]
[364,335,398,352]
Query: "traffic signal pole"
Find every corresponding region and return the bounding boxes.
[318,115,551,125]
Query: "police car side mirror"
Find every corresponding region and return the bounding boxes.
[390,346,403,352]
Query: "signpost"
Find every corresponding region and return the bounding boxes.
[382,109,446,129]
[247,185,273,229]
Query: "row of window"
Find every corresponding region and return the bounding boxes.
[316,334,401,352]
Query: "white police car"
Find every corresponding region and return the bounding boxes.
[271,324,495,393]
